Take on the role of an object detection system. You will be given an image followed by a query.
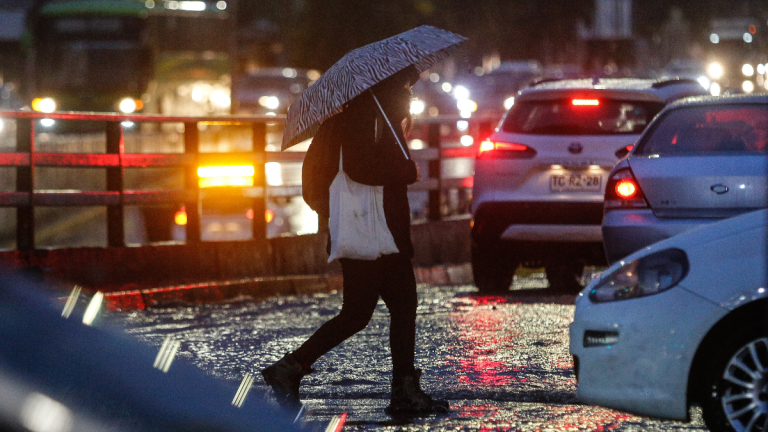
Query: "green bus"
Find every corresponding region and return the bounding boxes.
[29,0,233,118]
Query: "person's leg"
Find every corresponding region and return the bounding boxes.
[290,257,383,368]
[263,258,383,408]
[378,253,418,378]
[378,253,450,414]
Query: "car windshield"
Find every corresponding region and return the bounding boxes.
[636,105,768,155]
[501,99,665,135]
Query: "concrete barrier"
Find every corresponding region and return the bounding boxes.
[1,217,473,309]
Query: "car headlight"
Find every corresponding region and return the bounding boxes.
[589,248,689,303]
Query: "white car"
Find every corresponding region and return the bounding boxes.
[569,209,767,431]
[471,77,708,293]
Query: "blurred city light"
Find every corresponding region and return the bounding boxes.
[118,97,137,113]
[742,80,755,93]
[258,96,280,110]
[757,64,766,75]
[696,76,711,90]
[460,110,472,119]
[265,162,282,186]
[153,336,181,373]
[121,121,135,128]
[743,33,753,43]
[707,62,723,79]
[710,82,721,96]
[40,119,55,128]
[216,1,227,10]
[82,292,103,326]
[429,73,440,82]
[210,89,231,108]
[145,0,155,8]
[174,207,187,225]
[456,99,477,112]
[504,96,515,110]
[709,33,719,43]
[441,82,452,93]
[282,68,298,78]
[456,120,469,132]
[20,392,73,432]
[61,286,81,318]
[453,85,470,100]
[410,99,425,115]
[178,1,206,11]
[460,135,474,146]
[742,64,755,77]
[409,139,425,150]
[32,97,56,113]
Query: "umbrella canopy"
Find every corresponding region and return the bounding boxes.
[281,25,467,150]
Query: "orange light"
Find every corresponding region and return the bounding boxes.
[615,180,637,198]
[135,99,144,111]
[197,165,255,188]
[246,208,254,220]
[265,209,274,223]
[625,144,634,151]
[749,25,756,34]
[174,206,188,225]
[479,140,495,153]
[572,99,600,106]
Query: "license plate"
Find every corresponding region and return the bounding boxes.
[550,173,602,192]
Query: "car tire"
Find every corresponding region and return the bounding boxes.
[544,260,585,293]
[471,240,517,294]
[701,322,768,432]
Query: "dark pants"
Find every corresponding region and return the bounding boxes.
[291,253,418,377]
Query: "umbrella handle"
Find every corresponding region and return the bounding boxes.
[370,92,410,160]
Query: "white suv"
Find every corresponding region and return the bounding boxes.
[470,78,708,293]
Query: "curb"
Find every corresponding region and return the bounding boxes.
[104,263,474,311]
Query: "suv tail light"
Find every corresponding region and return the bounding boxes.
[604,167,649,209]
[477,140,537,159]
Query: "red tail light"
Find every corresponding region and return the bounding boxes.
[477,140,537,159]
[572,99,600,106]
[605,168,648,209]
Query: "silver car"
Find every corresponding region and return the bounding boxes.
[471,78,708,293]
[602,94,768,264]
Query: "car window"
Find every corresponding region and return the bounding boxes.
[636,105,768,155]
[501,99,665,135]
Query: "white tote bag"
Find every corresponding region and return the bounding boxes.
[327,151,399,262]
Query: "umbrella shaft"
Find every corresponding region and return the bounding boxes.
[371,93,410,160]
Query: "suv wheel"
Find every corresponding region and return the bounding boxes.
[471,240,518,294]
[702,325,768,432]
[544,260,585,293]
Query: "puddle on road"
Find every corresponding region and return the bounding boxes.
[115,271,706,431]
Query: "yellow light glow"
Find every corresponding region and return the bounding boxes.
[708,62,723,79]
[199,176,254,188]
[174,208,187,225]
[31,97,56,113]
[198,165,255,178]
[589,165,601,170]
[551,164,563,170]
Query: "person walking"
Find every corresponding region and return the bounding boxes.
[261,66,450,415]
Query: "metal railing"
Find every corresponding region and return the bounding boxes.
[0,110,491,251]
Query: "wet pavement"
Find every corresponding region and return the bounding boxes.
[115,271,709,431]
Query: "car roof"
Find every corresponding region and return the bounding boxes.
[665,93,768,109]
[517,78,708,103]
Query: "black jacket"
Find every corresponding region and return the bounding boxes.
[318,91,419,258]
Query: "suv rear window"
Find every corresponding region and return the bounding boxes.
[501,99,664,135]
[636,105,768,155]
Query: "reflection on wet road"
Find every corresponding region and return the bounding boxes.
[116,273,707,431]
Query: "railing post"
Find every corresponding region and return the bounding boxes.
[427,122,441,221]
[16,119,34,251]
[106,121,125,247]
[251,122,267,240]
[184,122,201,242]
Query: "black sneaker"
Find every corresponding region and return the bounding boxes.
[261,353,312,409]
[386,369,450,415]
